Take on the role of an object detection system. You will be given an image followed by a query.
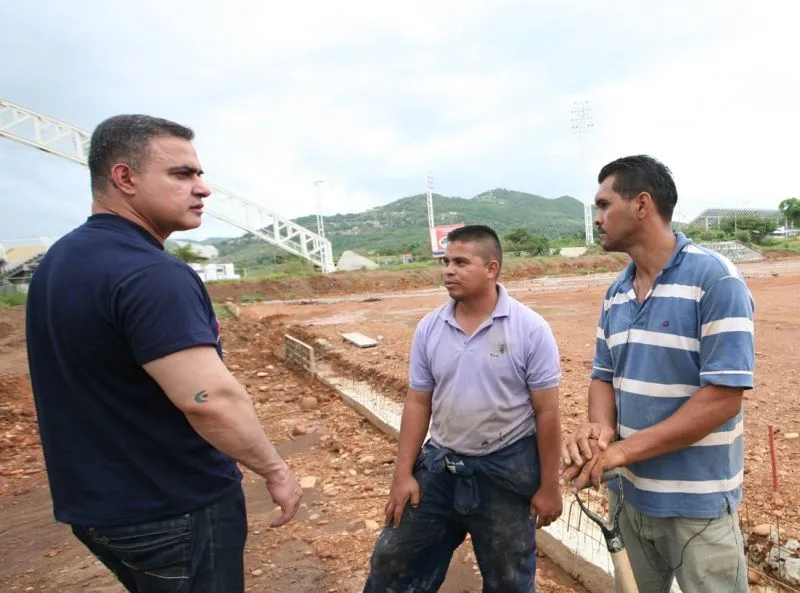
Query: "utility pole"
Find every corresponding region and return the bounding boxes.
[426,171,437,257]
[426,171,435,232]
[313,180,328,271]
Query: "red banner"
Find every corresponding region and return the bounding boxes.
[429,224,464,257]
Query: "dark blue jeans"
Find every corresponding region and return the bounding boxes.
[71,485,247,593]
[364,436,540,593]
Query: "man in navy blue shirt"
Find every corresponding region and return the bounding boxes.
[26,114,302,592]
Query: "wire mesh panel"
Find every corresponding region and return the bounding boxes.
[284,334,315,377]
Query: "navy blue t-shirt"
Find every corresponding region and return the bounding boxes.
[26,214,242,527]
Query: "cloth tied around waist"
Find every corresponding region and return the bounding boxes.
[417,435,540,515]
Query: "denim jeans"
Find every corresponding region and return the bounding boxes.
[71,484,247,593]
[363,436,540,593]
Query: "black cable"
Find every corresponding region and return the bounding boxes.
[636,508,746,591]
[632,510,712,590]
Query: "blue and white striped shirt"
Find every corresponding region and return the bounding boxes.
[592,233,755,518]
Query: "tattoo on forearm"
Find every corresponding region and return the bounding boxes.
[194,390,209,403]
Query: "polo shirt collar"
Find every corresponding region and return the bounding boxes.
[441,283,511,323]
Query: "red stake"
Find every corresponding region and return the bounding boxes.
[768,425,779,491]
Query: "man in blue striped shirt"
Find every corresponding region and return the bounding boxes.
[561,155,753,593]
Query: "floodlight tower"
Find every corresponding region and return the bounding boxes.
[426,171,435,233]
[571,100,595,245]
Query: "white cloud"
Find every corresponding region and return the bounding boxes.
[587,1,800,220]
[1,0,798,244]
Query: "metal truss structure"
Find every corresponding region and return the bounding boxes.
[0,99,335,273]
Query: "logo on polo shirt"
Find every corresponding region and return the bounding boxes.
[489,342,507,358]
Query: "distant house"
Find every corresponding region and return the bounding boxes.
[189,262,240,282]
[0,237,54,293]
[690,208,784,230]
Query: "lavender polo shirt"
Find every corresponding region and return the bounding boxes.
[409,284,561,456]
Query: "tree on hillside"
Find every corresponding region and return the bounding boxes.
[779,198,800,227]
[504,228,532,246]
[719,216,777,244]
[502,228,550,256]
[170,243,207,263]
[684,225,725,242]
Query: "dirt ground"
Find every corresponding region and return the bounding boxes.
[0,306,581,592]
[207,254,633,303]
[205,250,798,304]
[3,256,799,592]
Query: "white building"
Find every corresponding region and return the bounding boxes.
[189,262,240,282]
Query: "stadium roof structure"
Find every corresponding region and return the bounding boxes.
[690,207,784,227]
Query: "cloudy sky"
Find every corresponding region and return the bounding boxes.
[1,0,798,242]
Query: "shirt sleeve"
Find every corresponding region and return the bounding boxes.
[590,294,614,383]
[698,275,755,389]
[408,316,434,392]
[525,317,561,391]
[114,261,219,365]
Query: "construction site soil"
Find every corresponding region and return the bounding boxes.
[206,255,632,302]
[2,255,799,592]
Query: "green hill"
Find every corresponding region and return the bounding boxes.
[215,188,586,267]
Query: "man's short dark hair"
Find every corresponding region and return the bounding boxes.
[597,155,678,221]
[88,114,195,193]
[446,224,503,268]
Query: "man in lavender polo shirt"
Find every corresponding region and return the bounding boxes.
[363,225,563,593]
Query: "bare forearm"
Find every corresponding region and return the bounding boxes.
[185,390,285,478]
[535,409,561,489]
[395,399,431,477]
[588,379,616,429]
[531,386,561,488]
[620,385,743,465]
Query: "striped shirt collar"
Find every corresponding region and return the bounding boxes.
[621,232,694,283]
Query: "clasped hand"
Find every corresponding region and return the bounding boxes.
[559,423,627,490]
